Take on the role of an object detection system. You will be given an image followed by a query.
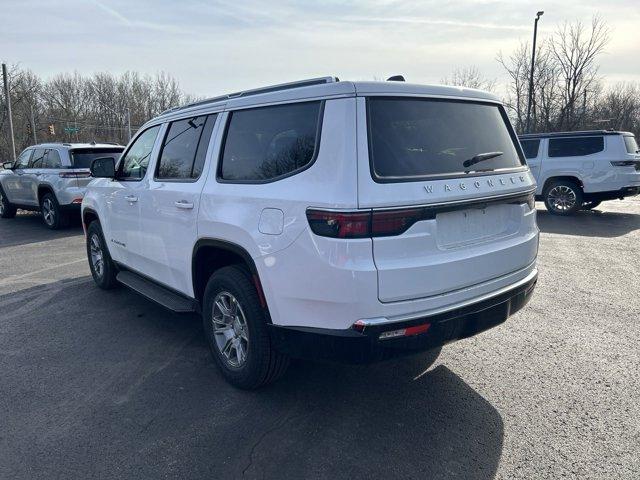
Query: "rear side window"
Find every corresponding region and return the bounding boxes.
[367,98,523,180]
[219,101,323,182]
[156,114,216,180]
[623,135,638,154]
[520,139,540,159]
[548,136,604,157]
[71,148,124,168]
[43,150,62,168]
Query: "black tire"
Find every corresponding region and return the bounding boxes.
[202,265,289,389]
[0,187,17,219]
[544,180,583,216]
[582,200,602,210]
[86,221,118,290]
[40,192,69,229]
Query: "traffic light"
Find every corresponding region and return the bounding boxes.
[26,122,32,135]
[48,124,55,136]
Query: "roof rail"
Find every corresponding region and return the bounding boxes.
[160,76,338,116]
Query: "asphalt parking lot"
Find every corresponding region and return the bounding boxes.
[1,201,639,480]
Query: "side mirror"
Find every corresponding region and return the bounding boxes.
[90,157,116,178]
[2,162,14,170]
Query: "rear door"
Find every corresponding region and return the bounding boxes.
[137,113,218,295]
[20,148,46,206]
[357,96,538,302]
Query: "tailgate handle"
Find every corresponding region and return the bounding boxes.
[175,200,194,210]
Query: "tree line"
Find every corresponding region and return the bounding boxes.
[2,15,639,162]
[0,69,197,160]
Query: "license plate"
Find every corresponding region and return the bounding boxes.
[436,205,510,248]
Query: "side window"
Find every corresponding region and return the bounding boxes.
[117,125,161,180]
[219,101,322,182]
[156,114,216,180]
[29,149,47,168]
[43,150,62,168]
[520,139,540,159]
[14,149,32,168]
[548,136,604,158]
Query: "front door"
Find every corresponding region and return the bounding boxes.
[107,125,162,269]
[138,113,218,296]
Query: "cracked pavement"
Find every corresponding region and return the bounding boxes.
[0,201,639,479]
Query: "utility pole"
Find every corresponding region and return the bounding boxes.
[2,63,17,161]
[525,11,544,134]
[126,108,132,141]
[30,103,37,144]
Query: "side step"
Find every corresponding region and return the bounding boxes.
[116,271,197,313]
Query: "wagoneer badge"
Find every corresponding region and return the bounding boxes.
[424,176,527,194]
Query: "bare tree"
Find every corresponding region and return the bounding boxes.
[441,66,497,92]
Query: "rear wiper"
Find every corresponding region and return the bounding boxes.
[463,151,503,169]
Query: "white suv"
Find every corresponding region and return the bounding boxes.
[519,131,640,215]
[82,77,539,389]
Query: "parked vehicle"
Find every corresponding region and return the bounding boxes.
[519,131,640,215]
[82,77,539,389]
[0,143,125,228]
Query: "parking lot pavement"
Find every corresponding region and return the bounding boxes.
[0,201,638,480]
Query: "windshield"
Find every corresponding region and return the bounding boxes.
[623,135,639,154]
[71,148,124,168]
[367,98,524,181]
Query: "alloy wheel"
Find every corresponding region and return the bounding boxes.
[89,233,104,278]
[42,198,55,226]
[547,185,577,212]
[211,291,249,368]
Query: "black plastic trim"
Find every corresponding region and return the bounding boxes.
[269,273,537,364]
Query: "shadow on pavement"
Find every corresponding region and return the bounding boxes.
[536,206,640,238]
[0,211,83,249]
[0,277,504,480]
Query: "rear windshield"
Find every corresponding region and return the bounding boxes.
[367,98,523,181]
[71,148,124,168]
[623,135,639,154]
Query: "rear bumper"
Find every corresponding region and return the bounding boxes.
[583,186,640,202]
[269,271,537,364]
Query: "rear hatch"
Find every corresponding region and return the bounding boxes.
[358,95,538,302]
[70,147,124,187]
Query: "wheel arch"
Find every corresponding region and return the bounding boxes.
[82,207,100,231]
[541,175,584,194]
[37,184,58,204]
[192,239,269,314]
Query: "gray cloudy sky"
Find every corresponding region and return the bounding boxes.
[2,0,639,97]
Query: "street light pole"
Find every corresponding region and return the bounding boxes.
[2,63,17,161]
[525,11,544,134]
[126,108,132,142]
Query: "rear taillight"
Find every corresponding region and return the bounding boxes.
[307,208,432,238]
[59,171,91,178]
[306,210,371,238]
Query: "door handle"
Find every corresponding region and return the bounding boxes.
[174,200,194,210]
[125,195,138,203]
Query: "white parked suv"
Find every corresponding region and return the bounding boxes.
[0,143,124,228]
[519,131,640,215]
[82,77,539,389]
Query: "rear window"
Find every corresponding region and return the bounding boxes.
[548,137,604,157]
[520,139,540,159]
[367,98,523,181]
[71,148,124,168]
[219,101,323,182]
[623,135,638,154]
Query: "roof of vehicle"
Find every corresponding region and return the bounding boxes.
[519,130,634,139]
[25,142,125,150]
[151,76,502,126]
